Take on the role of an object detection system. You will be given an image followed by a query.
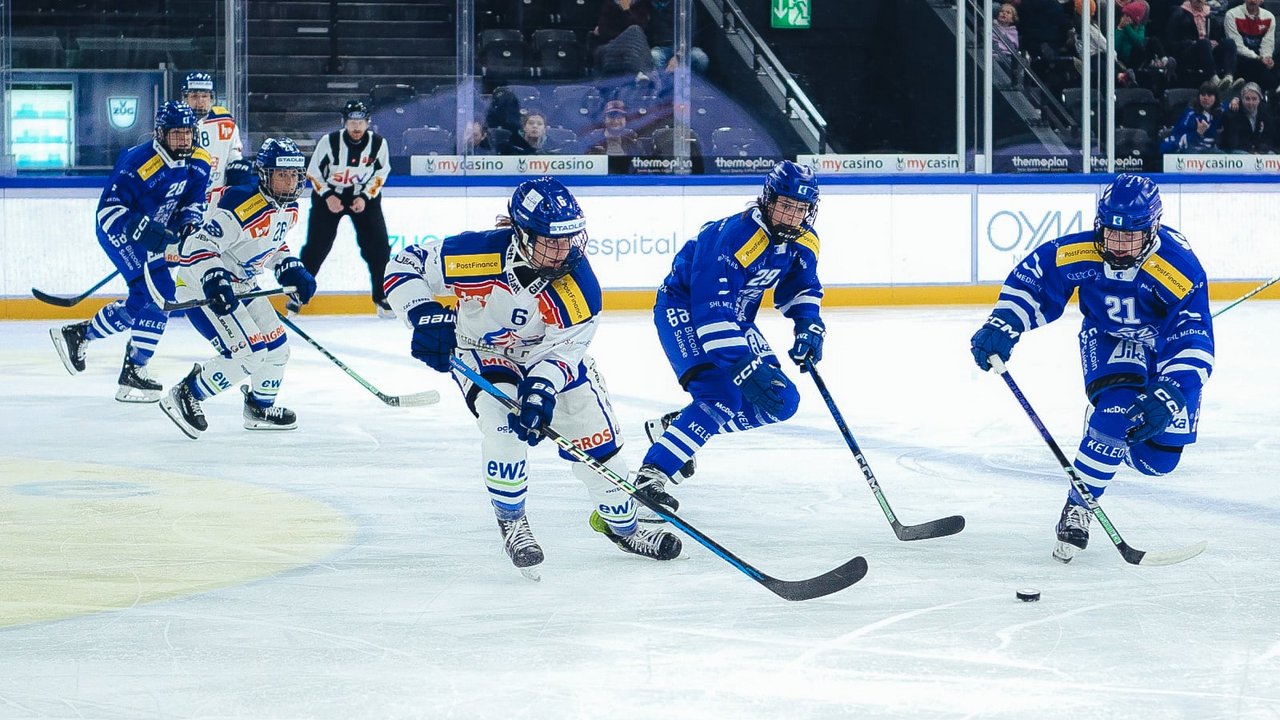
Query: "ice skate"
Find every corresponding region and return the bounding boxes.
[240,385,297,430]
[1053,501,1092,563]
[590,511,682,560]
[644,411,696,481]
[285,298,302,317]
[631,463,679,524]
[376,301,395,320]
[115,347,162,403]
[160,365,208,439]
[50,321,90,375]
[497,515,544,580]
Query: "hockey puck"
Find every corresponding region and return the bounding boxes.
[1016,588,1041,602]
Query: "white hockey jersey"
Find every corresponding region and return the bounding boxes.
[196,106,244,190]
[174,184,300,302]
[383,227,602,392]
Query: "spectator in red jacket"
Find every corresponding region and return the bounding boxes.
[1224,0,1278,93]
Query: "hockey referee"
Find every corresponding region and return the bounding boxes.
[295,99,393,317]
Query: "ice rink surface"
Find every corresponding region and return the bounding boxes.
[1,302,1277,719]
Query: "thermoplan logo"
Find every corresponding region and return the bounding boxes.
[107,97,139,130]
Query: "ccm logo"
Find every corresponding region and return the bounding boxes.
[572,428,613,450]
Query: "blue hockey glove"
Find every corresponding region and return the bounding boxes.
[201,267,238,316]
[406,301,456,373]
[730,354,790,416]
[970,310,1022,371]
[125,214,178,253]
[788,316,826,371]
[274,257,316,305]
[508,376,557,446]
[1127,378,1186,443]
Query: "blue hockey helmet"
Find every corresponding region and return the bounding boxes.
[507,176,588,280]
[255,137,307,203]
[223,158,256,187]
[1095,173,1162,269]
[154,100,197,159]
[758,160,819,243]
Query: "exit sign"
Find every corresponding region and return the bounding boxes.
[771,0,810,29]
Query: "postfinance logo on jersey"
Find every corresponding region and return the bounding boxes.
[445,253,502,277]
[1055,242,1102,266]
[1143,255,1191,298]
[734,230,770,267]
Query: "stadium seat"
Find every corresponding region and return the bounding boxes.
[400,126,456,155]
[537,39,587,80]
[479,39,533,82]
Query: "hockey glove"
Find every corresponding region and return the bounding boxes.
[1127,378,1186,443]
[788,316,826,371]
[508,376,557,447]
[201,267,239,316]
[406,301,456,373]
[125,214,178,253]
[970,310,1022,371]
[730,354,789,416]
[274,257,316,305]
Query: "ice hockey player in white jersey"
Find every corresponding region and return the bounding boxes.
[182,71,243,191]
[384,176,681,576]
[159,138,317,439]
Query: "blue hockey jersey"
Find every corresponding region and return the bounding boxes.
[993,227,1215,395]
[657,207,823,370]
[95,141,212,244]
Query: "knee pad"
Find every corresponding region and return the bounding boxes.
[1127,440,1183,476]
[686,371,742,423]
[1087,387,1142,444]
[261,342,290,367]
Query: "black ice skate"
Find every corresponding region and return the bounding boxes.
[50,321,90,375]
[285,298,302,317]
[116,347,162,403]
[497,515,544,580]
[632,463,679,524]
[240,385,298,430]
[160,365,208,439]
[1053,501,1092,563]
[589,511,682,561]
[644,411,696,481]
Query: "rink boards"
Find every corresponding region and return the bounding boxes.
[2,175,1279,318]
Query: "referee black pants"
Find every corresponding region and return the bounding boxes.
[299,194,392,304]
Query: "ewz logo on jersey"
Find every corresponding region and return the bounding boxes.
[487,459,526,481]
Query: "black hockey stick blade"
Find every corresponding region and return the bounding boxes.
[32,270,121,306]
[806,362,966,542]
[451,357,869,601]
[892,515,966,542]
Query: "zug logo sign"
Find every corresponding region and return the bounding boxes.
[107,97,139,130]
[986,209,1085,252]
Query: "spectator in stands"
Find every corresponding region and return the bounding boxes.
[464,121,505,155]
[994,4,1024,85]
[1166,0,1240,92]
[585,99,641,155]
[1224,0,1277,94]
[1161,79,1226,152]
[647,0,710,74]
[592,0,651,72]
[485,86,525,140]
[598,25,654,78]
[1117,1,1178,94]
[517,111,556,154]
[1220,81,1274,152]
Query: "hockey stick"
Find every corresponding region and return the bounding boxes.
[32,270,121,307]
[141,260,293,312]
[277,313,440,407]
[1212,274,1280,318]
[450,356,868,601]
[989,357,1207,566]
[806,362,966,541]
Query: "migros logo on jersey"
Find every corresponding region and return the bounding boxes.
[571,428,613,451]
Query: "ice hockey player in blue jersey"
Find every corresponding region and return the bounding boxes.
[158,138,316,439]
[50,101,211,403]
[635,160,826,517]
[383,176,681,577]
[970,174,1215,563]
